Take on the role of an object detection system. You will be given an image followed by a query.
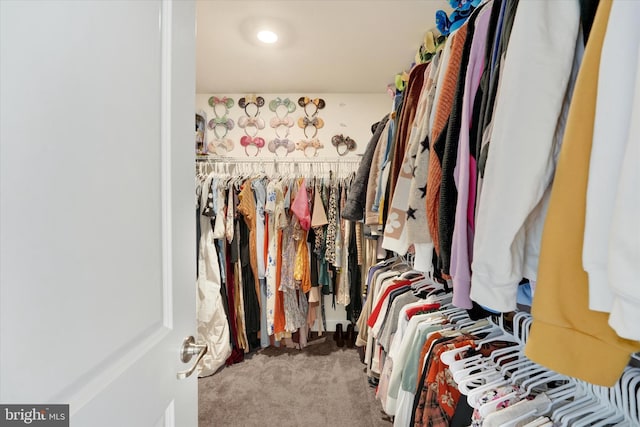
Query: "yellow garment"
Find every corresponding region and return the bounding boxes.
[525,0,640,387]
[293,229,311,293]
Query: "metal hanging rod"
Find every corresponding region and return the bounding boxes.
[195,156,361,164]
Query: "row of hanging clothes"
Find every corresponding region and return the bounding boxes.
[344,0,640,399]
[195,158,377,376]
[359,258,640,426]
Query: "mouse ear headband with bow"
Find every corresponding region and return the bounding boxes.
[240,135,265,157]
[296,138,324,158]
[206,96,235,140]
[208,96,234,110]
[269,97,297,115]
[298,116,325,138]
[297,97,325,116]
[331,134,357,156]
[238,95,265,116]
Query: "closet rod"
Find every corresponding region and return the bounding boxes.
[195,156,361,164]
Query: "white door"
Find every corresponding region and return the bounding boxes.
[0,1,198,426]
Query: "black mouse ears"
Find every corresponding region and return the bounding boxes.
[297,96,325,110]
[238,95,265,109]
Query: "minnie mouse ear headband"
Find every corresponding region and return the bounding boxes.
[298,97,325,116]
[240,135,265,157]
[298,97,325,110]
[331,134,356,156]
[268,137,295,157]
[296,138,323,158]
[207,137,234,155]
[238,95,265,116]
[208,96,234,109]
[269,97,296,114]
[298,116,324,138]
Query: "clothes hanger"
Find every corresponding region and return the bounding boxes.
[464,357,531,407]
[572,403,620,427]
[466,375,514,408]
[456,351,511,394]
[499,395,554,427]
[545,381,578,405]
[498,351,536,377]
[458,369,506,396]
[463,347,526,404]
[473,329,519,351]
[523,416,553,427]
[594,368,640,427]
[410,274,436,290]
[440,344,473,365]
[551,383,595,422]
[454,317,487,332]
[510,363,549,385]
[456,344,522,385]
[478,385,524,418]
[453,357,499,385]
[428,292,453,305]
[557,396,606,427]
[477,367,557,418]
[490,344,523,366]
[520,371,566,398]
[448,336,494,366]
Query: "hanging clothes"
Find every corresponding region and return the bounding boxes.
[525,0,640,387]
[196,162,363,354]
[196,174,231,377]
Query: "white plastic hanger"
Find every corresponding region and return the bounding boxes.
[510,363,549,385]
[478,385,522,417]
[551,384,593,422]
[557,396,603,427]
[523,416,552,427]
[473,329,519,351]
[498,404,544,427]
[520,371,566,398]
[440,345,472,365]
[457,365,505,395]
[490,345,523,366]
[572,403,619,427]
[447,310,470,324]
[464,348,527,407]
[602,367,640,427]
[478,367,560,417]
[450,355,491,382]
[498,393,556,427]
[458,318,494,334]
[499,354,536,378]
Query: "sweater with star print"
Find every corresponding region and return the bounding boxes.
[382,63,432,255]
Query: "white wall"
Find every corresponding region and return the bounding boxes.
[196,92,390,330]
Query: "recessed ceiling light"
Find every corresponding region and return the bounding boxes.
[257,30,278,44]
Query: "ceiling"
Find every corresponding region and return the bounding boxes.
[196,1,450,94]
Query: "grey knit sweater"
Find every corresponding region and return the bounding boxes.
[342,114,390,221]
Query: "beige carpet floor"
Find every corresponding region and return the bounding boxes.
[198,337,392,427]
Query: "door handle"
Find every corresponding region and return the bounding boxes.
[176,336,208,379]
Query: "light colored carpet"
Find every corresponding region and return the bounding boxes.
[198,337,392,427]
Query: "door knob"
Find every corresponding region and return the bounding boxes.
[176,336,208,379]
